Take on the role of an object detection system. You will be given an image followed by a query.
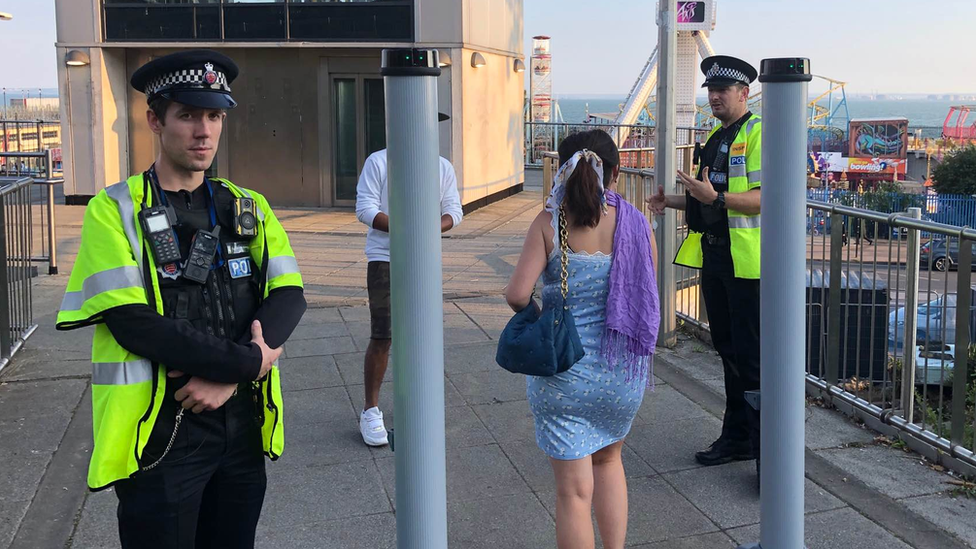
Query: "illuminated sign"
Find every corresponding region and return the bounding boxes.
[675,1,713,31]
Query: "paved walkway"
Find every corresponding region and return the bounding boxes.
[2,180,975,548]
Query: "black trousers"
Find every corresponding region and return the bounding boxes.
[115,396,267,549]
[700,238,761,454]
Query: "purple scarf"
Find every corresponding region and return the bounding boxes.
[601,191,660,385]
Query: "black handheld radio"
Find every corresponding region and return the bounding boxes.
[139,206,182,265]
[183,226,221,284]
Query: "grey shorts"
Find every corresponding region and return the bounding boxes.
[367,261,392,340]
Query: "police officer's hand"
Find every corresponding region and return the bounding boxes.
[169,370,238,414]
[677,168,719,205]
[647,185,668,216]
[251,320,282,380]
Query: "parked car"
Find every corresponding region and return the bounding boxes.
[889,293,958,353]
[914,342,955,386]
[919,239,976,272]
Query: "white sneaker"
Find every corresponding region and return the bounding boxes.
[360,407,389,447]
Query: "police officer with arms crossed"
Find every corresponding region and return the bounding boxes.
[648,55,763,484]
[56,50,306,548]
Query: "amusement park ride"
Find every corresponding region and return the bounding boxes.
[601,0,850,150]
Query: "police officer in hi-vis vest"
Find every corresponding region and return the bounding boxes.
[647,55,763,484]
[56,50,306,547]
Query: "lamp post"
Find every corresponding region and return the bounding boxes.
[381,48,449,549]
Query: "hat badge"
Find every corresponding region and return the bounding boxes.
[203,62,218,86]
[707,62,720,78]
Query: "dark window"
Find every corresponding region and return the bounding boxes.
[103,0,412,41]
[42,131,59,139]
[21,133,38,140]
[223,4,287,40]
[289,4,412,41]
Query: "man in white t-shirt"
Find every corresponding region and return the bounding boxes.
[354,113,463,446]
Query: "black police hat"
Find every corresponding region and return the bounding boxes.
[131,50,239,110]
[700,55,758,89]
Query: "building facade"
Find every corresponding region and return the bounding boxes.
[55,0,525,208]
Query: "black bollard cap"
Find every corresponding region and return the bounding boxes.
[758,58,812,83]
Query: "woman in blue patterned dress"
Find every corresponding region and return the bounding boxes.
[506,130,660,549]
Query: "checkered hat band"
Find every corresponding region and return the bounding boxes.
[706,64,749,84]
[145,69,230,96]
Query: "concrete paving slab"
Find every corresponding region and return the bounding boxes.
[727,507,914,549]
[634,384,713,426]
[499,439,655,493]
[471,400,536,444]
[664,461,846,529]
[272,418,372,469]
[444,342,499,374]
[901,493,976,547]
[284,386,356,426]
[657,349,725,383]
[301,307,344,324]
[443,404,495,448]
[337,306,372,323]
[255,512,397,549]
[287,321,350,341]
[345,321,372,351]
[449,368,528,405]
[804,404,877,451]
[278,355,344,392]
[447,493,555,549]
[817,445,949,499]
[262,461,390,526]
[538,476,720,546]
[68,489,120,549]
[0,357,91,383]
[625,415,724,474]
[334,351,367,385]
[375,444,530,506]
[631,532,737,548]
[284,336,358,358]
[0,378,88,456]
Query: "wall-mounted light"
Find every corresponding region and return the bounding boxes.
[470,52,487,68]
[438,50,452,68]
[65,50,91,67]
[0,12,13,21]
[513,59,526,73]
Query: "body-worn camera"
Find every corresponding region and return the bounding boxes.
[234,197,258,237]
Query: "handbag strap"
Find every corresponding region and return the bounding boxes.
[558,206,570,301]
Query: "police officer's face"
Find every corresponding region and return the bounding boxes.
[708,85,748,120]
[150,104,225,173]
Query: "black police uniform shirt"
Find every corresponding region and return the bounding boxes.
[686,111,754,239]
[101,181,306,423]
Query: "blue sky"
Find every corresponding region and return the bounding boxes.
[0,0,973,95]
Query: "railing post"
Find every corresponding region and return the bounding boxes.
[826,211,843,384]
[901,207,922,421]
[0,195,10,361]
[952,237,972,446]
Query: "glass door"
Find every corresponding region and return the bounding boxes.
[332,75,386,205]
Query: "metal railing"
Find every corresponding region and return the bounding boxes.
[0,177,38,374]
[1,119,61,154]
[536,154,976,476]
[526,123,708,167]
[0,151,62,274]
[803,201,976,477]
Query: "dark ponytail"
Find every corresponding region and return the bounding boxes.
[557,129,620,228]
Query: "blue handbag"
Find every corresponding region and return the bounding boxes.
[495,207,585,376]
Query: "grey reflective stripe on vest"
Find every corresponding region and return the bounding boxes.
[92,359,153,385]
[267,256,300,279]
[106,182,143,265]
[60,265,144,312]
[746,116,761,134]
[730,164,747,178]
[728,215,761,229]
[748,170,761,184]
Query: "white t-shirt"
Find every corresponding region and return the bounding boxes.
[355,149,463,263]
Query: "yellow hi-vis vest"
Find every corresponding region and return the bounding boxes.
[674,115,762,279]
[56,174,303,490]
